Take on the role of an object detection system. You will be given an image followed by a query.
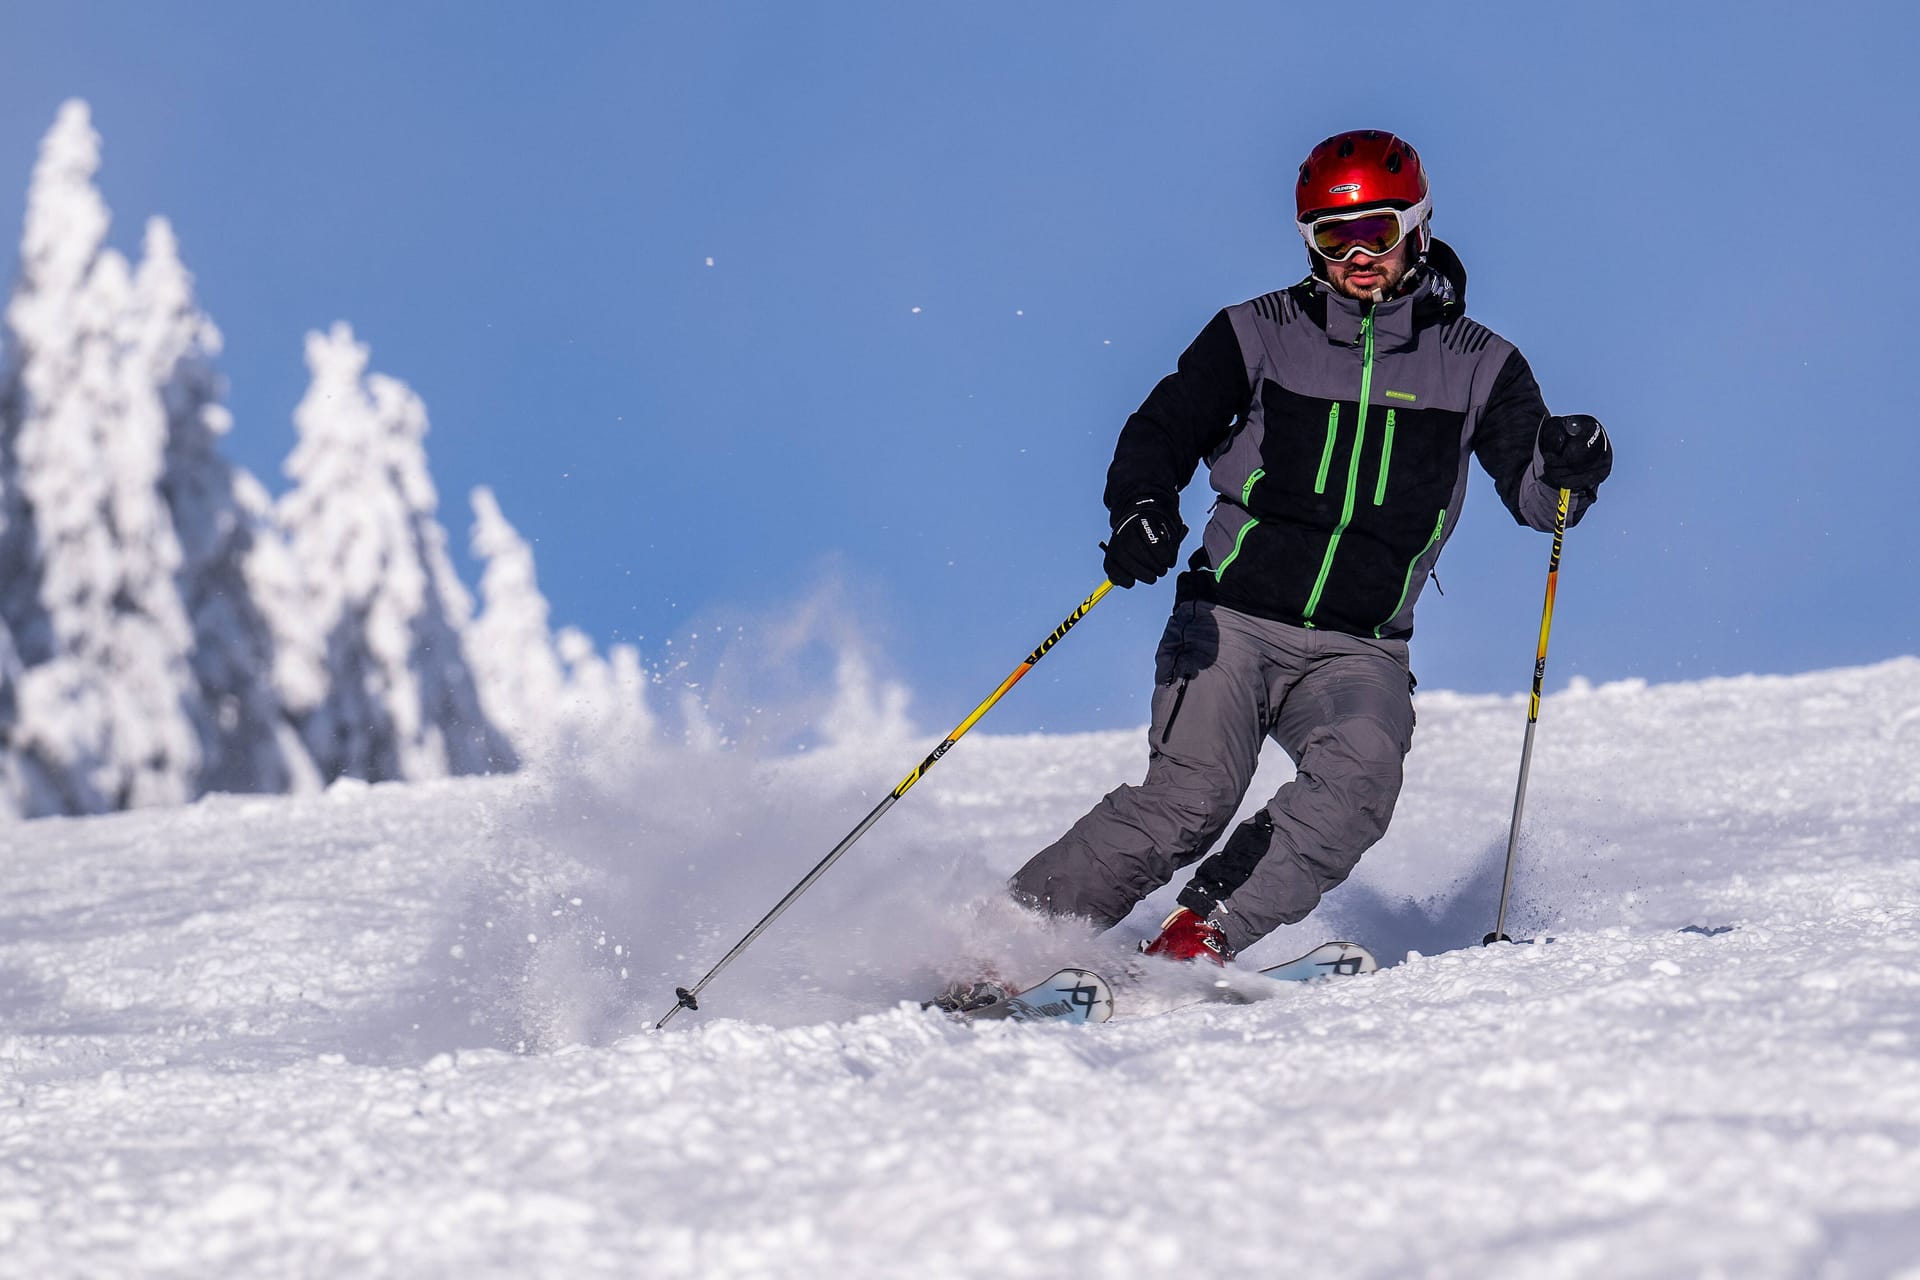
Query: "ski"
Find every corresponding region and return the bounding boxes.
[931,967,1115,1025]
[933,942,1371,1026]
[1259,939,1378,982]
[1007,967,1115,1024]
[1166,939,1380,1012]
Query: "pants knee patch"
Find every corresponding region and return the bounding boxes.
[1300,720,1406,828]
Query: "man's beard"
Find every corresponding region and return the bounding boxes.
[1334,259,1414,302]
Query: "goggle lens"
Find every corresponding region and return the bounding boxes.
[1308,211,1405,261]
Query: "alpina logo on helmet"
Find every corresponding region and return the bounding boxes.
[1328,182,1361,195]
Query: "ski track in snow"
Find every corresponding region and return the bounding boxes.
[4,659,1920,1277]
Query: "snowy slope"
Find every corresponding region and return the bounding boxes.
[4,659,1920,1278]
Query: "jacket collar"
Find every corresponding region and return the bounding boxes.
[1320,281,1426,351]
[1289,237,1469,351]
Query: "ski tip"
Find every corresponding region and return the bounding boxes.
[1259,940,1379,981]
[1006,967,1115,1025]
[1317,941,1379,974]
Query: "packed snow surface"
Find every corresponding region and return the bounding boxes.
[5,659,1920,1277]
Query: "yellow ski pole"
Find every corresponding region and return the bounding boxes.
[656,580,1117,1027]
[1486,487,1571,945]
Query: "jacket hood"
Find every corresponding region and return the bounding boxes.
[1424,237,1467,310]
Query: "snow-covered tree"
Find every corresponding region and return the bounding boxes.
[0,592,21,820]
[465,485,567,747]
[468,485,652,771]
[135,217,318,797]
[274,323,513,783]
[0,408,19,818]
[0,101,206,814]
[551,630,654,776]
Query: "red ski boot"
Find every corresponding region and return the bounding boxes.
[1141,907,1235,966]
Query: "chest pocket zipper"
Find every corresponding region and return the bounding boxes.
[1315,405,1339,494]
[1374,409,1396,505]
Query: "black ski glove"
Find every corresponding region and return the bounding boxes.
[1102,498,1186,589]
[1538,413,1613,490]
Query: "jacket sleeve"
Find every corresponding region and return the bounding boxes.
[1473,348,1594,530]
[1101,309,1251,520]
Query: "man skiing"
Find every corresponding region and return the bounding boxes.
[1008,129,1613,964]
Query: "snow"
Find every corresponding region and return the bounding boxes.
[5,658,1920,1276]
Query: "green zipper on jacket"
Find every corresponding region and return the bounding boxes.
[1212,469,1268,581]
[1315,405,1339,494]
[1211,470,1268,582]
[1303,312,1374,625]
[1375,509,1446,637]
[1373,409,1396,505]
[1213,515,1258,582]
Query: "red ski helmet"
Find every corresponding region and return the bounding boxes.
[1295,130,1432,262]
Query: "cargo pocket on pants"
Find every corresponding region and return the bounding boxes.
[1151,602,1203,747]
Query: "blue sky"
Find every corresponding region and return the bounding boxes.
[1,2,1913,734]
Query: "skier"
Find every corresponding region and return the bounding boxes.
[1009,129,1613,964]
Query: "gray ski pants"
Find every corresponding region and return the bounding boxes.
[1009,600,1414,953]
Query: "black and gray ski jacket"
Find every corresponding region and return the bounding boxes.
[1105,241,1586,640]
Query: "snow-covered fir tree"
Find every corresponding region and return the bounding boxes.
[468,485,653,771]
[0,588,21,818]
[136,217,318,798]
[274,323,513,783]
[0,100,207,815]
[464,485,568,748]
[0,98,673,818]
[0,425,19,816]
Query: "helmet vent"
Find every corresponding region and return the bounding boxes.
[1296,130,1428,227]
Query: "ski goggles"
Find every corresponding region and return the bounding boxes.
[1297,196,1431,262]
